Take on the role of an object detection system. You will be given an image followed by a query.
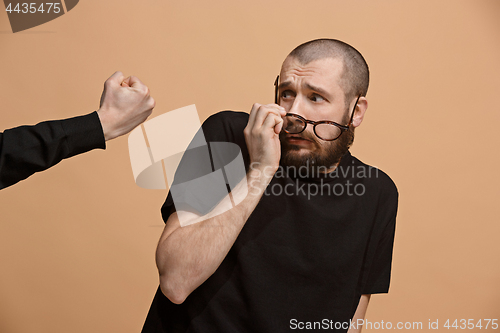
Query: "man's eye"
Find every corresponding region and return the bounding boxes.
[281,90,295,99]
[310,94,324,102]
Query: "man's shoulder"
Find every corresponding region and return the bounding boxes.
[200,111,250,158]
[203,111,249,130]
[200,111,249,145]
[348,153,398,199]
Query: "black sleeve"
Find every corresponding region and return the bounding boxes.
[362,179,399,294]
[0,111,106,190]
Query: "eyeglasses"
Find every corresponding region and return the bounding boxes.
[274,75,360,141]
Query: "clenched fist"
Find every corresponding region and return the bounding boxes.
[97,71,156,141]
[243,103,286,175]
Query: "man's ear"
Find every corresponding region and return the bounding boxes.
[352,97,368,128]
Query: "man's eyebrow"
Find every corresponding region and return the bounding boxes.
[278,81,292,90]
[304,83,330,97]
[278,81,331,98]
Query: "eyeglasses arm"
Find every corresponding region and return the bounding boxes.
[274,75,279,104]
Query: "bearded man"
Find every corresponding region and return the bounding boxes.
[142,39,398,333]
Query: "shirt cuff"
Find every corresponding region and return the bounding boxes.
[60,111,106,158]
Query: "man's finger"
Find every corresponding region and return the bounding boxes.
[262,112,282,134]
[108,71,125,85]
[246,103,261,132]
[274,118,283,134]
[127,75,145,89]
[253,105,283,130]
[121,76,131,87]
[149,96,157,109]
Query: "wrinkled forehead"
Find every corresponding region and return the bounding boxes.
[279,56,345,91]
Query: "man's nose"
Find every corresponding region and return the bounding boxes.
[288,96,309,118]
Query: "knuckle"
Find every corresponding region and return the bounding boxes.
[268,107,279,115]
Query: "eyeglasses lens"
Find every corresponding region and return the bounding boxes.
[315,124,342,141]
[283,115,305,134]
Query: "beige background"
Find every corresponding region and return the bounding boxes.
[1,0,499,332]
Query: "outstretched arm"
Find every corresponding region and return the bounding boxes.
[0,71,155,190]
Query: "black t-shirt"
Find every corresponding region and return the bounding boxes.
[142,111,398,333]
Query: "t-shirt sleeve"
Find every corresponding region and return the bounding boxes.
[0,111,106,190]
[362,178,399,294]
[159,111,249,223]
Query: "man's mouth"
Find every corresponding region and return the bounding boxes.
[286,135,313,145]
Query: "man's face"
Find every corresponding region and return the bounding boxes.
[277,56,354,172]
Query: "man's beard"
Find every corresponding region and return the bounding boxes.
[279,126,354,174]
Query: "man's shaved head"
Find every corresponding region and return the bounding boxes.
[286,38,369,104]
